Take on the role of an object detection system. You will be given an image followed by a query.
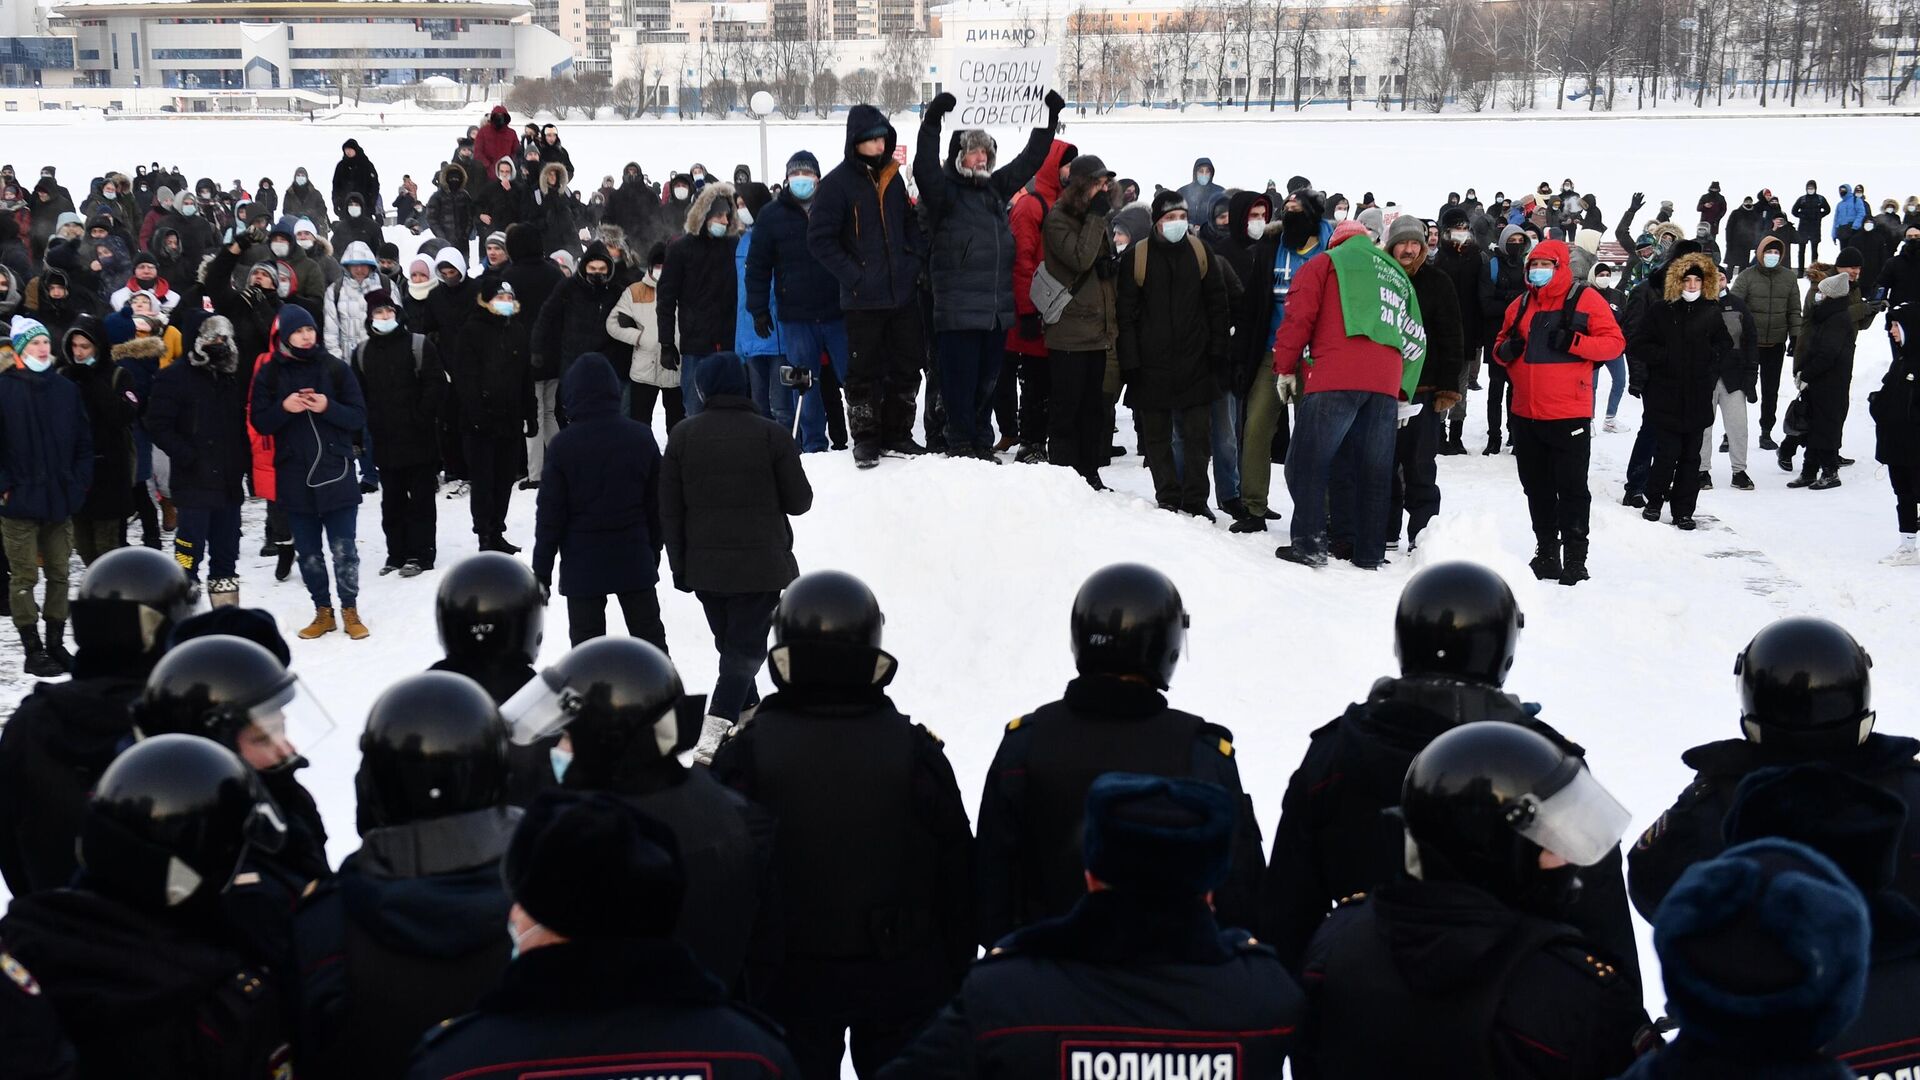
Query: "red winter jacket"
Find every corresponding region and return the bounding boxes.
[1270,234,1408,399]
[1005,139,1075,359]
[1493,238,1625,421]
[475,107,521,173]
[245,340,278,502]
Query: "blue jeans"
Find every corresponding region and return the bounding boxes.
[1594,357,1627,418]
[287,505,360,609]
[1285,390,1397,565]
[680,353,716,419]
[782,319,851,452]
[935,329,1002,452]
[742,353,783,420]
[1172,391,1242,505]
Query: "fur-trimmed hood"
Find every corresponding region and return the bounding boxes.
[437,161,469,193]
[683,181,740,237]
[110,334,167,363]
[540,161,570,195]
[1662,251,1723,301]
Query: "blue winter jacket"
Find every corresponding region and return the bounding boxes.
[0,364,92,521]
[805,105,924,312]
[532,353,662,597]
[1834,185,1868,239]
[734,227,783,357]
[247,306,367,516]
[744,187,841,324]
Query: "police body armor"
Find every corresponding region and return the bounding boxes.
[630,768,760,988]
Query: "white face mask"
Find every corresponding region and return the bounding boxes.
[673,187,689,201]
[1245,219,1266,240]
[296,236,314,251]
[1160,220,1188,243]
[1681,286,1703,302]
[270,241,290,258]
[1595,276,1613,288]
[1450,230,1471,244]
[1114,239,1129,253]
[348,205,363,218]
[1334,209,1350,221]
[21,351,51,372]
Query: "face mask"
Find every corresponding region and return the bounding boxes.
[549,745,572,783]
[1450,229,1471,244]
[647,268,663,284]
[1595,276,1613,288]
[1808,187,1817,194]
[102,188,116,199]
[75,354,96,367]
[1114,239,1129,254]
[371,316,399,334]
[297,237,314,251]
[673,187,689,201]
[1763,252,1782,268]
[787,176,816,200]
[692,171,705,181]
[349,205,363,218]
[707,221,728,238]
[1334,209,1349,221]
[270,241,290,257]
[180,204,197,217]
[1865,222,1875,231]
[1197,171,1212,184]
[491,299,517,316]
[1160,220,1188,243]
[295,176,308,186]
[1527,267,1554,287]
[22,352,52,373]
[1681,285,1703,301]
[737,206,753,228]
[585,270,610,285]
[1245,219,1267,240]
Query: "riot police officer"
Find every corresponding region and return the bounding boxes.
[0,734,294,1079]
[0,546,197,896]
[405,791,800,1080]
[1298,722,1648,1078]
[1263,561,1639,985]
[711,571,974,1080]
[882,774,1302,1080]
[133,634,335,969]
[293,671,521,1080]
[1628,616,1919,918]
[975,563,1263,945]
[427,552,551,805]
[501,636,778,997]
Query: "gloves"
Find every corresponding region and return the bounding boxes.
[1434,391,1463,413]
[1546,325,1576,354]
[616,312,638,330]
[1496,336,1525,362]
[221,226,235,245]
[1275,372,1301,405]
[1627,192,1646,216]
[525,417,539,438]
[1019,313,1043,339]
[660,344,680,371]
[754,312,773,339]
[1744,382,1758,404]
[1045,89,1067,123]
[925,92,956,119]
[578,227,591,242]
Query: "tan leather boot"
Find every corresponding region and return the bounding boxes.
[342,607,370,640]
[297,607,336,639]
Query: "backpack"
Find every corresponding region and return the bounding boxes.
[1132,234,1210,287]
[350,333,426,379]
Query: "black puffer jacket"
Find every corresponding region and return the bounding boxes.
[912,116,1052,334]
[657,185,741,357]
[64,317,138,520]
[1634,254,1737,432]
[331,139,380,219]
[1873,307,1920,467]
[605,163,662,248]
[805,105,923,312]
[528,163,585,261]
[450,299,534,439]
[144,317,250,508]
[532,239,620,381]
[428,163,476,249]
[351,314,446,471]
[744,187,840,325]
[1117,233,1229,410]
[1800,291,1857,451]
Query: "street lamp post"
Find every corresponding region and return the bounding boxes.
[748,89,775,181]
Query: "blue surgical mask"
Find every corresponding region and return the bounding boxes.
[787,175,816,200]
[179,204,197,217]
[75,354,96,367]
[549,745,572,783]
[1527,267,1554,287]
[1160,220,1189,243]
[491,299,517,317]
[706,221,728,239]
[371,317,399,334]
[1763,252,1782,268]
[22,353,52,373]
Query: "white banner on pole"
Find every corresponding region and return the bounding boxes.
[951,47,1058,129]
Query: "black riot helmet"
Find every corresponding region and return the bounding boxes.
[768,570,895,689]
[79,733,287,911]
[1394,561,1524,687]
[1401,722,1631,916]
[133,635,332,769]
[1735,617,1875,752]
[501,637,696,787]
[436,553,545,667]
[359,671,510,827]
[71,546,200,666]
[1070,563,1187,689]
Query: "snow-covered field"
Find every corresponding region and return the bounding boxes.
[4,112,1918,1020]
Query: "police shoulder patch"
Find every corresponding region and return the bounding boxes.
[1,951,41,996]
[1005,715,1025,733]
[1198,722,1235,757]
[1544,940,1623,986]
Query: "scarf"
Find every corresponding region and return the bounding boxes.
[1326,237,1428,398]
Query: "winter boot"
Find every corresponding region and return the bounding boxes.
[397,560,424,578]
[1759,429,1778,450]
[1015,444,1048,464]
[208,578,241,607]
[298,607,337,640]
[1697,471,1713,491]
[1778,447,1797,473]
[43,620,72,671]
[18,625,62,678]
[1809,468,1842,490]
[1275,545,1328,568]
[1229,517,1268,534]
[1603,416,1620,433]
[1528,544,1562,581]
[1558,543,1590,586]
[1642,503,1663,521]
[494,534,523,555]
[1674,515,1698,531]
[1838,455,1857,467]
[692,714,734,766]
[1787,466,1819,488]
[1731,471,1754,490]
[1482,436,1502,456]
[1883,536,1920,566]
[1622,490,1648,508]
[342,607,370,640]
[994,433,1019,453]
[853,441,882,469]
[259,538,279,558]
[275,545,296,581]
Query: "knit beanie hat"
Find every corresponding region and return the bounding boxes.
[1083,773,1235,898]
[1818,273,1853,300]
[9,315,48,352]
[1654,838,1869,1056]
[1356,206,1386,242]
[784,150,821,177]
[1835,247,1864,269]
[1384,214,1426,251]
[503,791,685,939]
[1150,190,1187,223]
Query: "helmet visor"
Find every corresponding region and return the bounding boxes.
[242,675,336,763]
[502,667,581,746]
[241,797,289,857]
[1506,766,1632,867]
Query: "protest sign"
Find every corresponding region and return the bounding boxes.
[951,46,1058,129]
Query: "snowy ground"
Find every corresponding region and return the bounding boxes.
[2,113,1918,1023]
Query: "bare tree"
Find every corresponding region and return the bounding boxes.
[811,71,840,116]
[843,67,880,105]
[1064,5,1096,112]
[1336,7,1362,110]
[879,27,929,105]
[1286,1,1320,110]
